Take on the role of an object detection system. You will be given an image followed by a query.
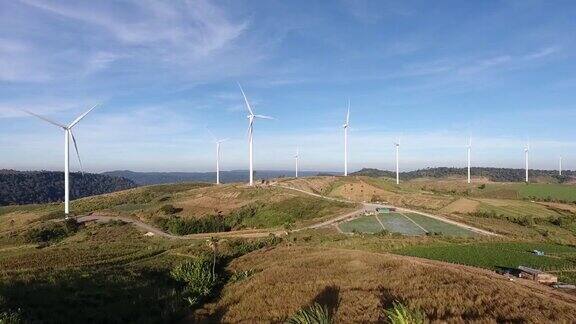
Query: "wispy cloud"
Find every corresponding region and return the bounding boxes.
[2,0,252,83]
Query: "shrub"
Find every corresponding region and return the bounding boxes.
[159,204,182,215]
[170,257,217,306]
[0,310,22,324]
[0,296,22,324]
[165,215,230,235]
[285,303,331,324]
[25,219,80,243]
[385,301,425,324]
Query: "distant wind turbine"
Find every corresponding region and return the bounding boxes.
[559,157,563,176]
[467,138,472,184]
[24,104,100,218]
[238,83,274,186]
[395,137,400,185]
[207,128,228,185]
[524,141,530,183]
[343,100,350,176]
[294,146,299,178]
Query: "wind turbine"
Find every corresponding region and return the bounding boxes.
[24,104,100,218]
[343,100,350,176]
[467,137,472,184]
[395,137,400,185]
[207,128,228,185]
[294,146,299,178]
[238,83,274,186]
[559,157,563,176]
[524,140,530,183]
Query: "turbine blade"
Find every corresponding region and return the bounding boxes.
[238,83,254,116]
[23,110,66,129]
[69,103,100,128]
[254,114,274,120]
[206,126,217,142]
[70,130,84,175]
[346,99,350,124]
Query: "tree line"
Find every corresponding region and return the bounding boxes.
[0,170,136,206]
[352,167,574,183]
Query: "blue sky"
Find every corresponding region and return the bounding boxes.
[1,0,575,173]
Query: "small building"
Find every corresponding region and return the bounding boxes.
[376,207,390,214]
[518,266,558,284]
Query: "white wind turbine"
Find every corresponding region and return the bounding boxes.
[24,104,100,218]
[559,157,563,176]
[343,100,350,176]
[524,140,530,183]
[294,146,299,178]
[467,137,472,184]
[207,128,228,185]
[238,83,274,186]
[395,137,400,185]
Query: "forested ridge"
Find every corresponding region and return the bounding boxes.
[0,170,136,206]
[353,167,575,183]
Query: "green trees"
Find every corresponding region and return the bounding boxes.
[0,170,135,206]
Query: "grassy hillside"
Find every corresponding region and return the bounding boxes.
[0,218,281,323]
[0,182,357,237]
[194,246,576,323]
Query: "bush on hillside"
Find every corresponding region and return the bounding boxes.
[164,215,230,235]
[25,219,80,243]
[285,303,332,324]
[170,257,217,306]
[385,301,425,324]
[159,204,182,215]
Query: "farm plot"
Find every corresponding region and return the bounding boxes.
[405,213,477,237]
[377,213,426,236]
[395,242,576,284]
[338,216,383,234]
[339,212,476,237]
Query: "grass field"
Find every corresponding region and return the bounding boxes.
[194,246,576,323]
[395,242,576,283]
[338,213,476,237]
[517,183,576,202]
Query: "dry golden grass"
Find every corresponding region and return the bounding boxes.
[193,246,576,323]
[278,176,341,195]
[328,179,453,211]
[441,198,480,214]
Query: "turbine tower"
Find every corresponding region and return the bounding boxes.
[343,100,350,176]
[24,104,100,218]
[559,157,563,176]
[294,147,299,178]
[207,128,228,185]
[238,83,274,186]
[524,141,530,183]
[467,138,472,184]
[395,138,400,185]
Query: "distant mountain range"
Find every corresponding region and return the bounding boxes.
[102,170,330,186]
[352,167,574,183]
[0,170,136,206]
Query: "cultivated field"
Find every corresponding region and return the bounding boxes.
[396,242,576,284]
[338,212,477,237]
